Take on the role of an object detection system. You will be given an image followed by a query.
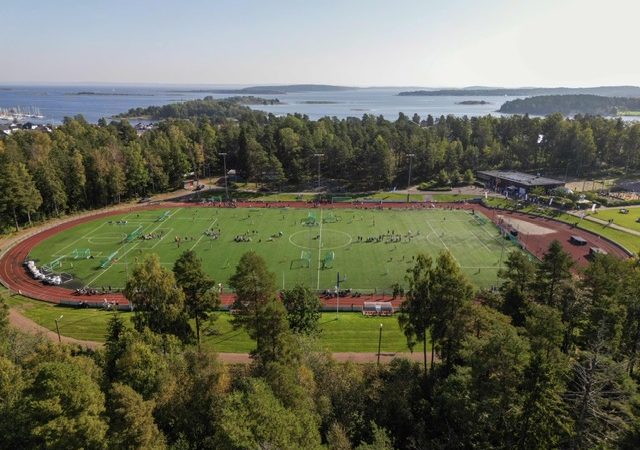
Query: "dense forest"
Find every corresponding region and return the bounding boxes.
[2,97,640,232]
[499,95,640,116]
[1,241,640,449]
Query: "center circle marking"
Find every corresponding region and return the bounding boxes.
[288,229,353,250]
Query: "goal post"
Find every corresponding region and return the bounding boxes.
[290,250,311,269]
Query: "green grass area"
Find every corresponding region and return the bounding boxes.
[483,198,640,254]
[6,295,411,353]
[589,207,640,233]
[430,193,482,202]
[28,206,519,291]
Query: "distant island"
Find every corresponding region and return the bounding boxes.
[399,85,640,97]
[169,84,356,95]
[498,94,640,116]
[301,100,339,104]
[68,91,153,97]
[116,96,278,120]
[456,100,491,105]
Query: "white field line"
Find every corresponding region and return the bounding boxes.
[86,209,182,286]
[149,228,173,250]
[190,218,218,251]
[53,221,107,256]
[316,209,324,290]
[426,221,460,264]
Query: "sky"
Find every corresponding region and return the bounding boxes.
[2,0,639,87]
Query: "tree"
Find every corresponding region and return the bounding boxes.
[217,378,321,450]
[431,251,474,372]
[24,361,108,449]
[534,240,574,308]
[228,252,277,342]
[173,250,220,350]
[0,161,43,230]
[124,254,192,342]
[107,383,166,450]
[463,168,475,185]
[281,285,322,335]
[397,254,434,376]
[252,299,299,367]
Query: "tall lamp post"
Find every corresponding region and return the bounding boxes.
[335,271,347,320]
[377,323,383,366]
[54,315,63,343]
[219,152,229,200]
[314,153,324,191]
[406,153,415,203]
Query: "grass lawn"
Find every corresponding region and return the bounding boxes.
[5,295,412,353]
[27,206,519,292]
[430,193,482,202]
[483,198,640,254]
[589,207,640,233]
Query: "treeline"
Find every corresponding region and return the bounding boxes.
[2,243,640,449]
[399,86,640,97]
[499,94,640,116]
[2,102,640,231]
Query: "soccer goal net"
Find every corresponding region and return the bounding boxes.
[71,248,91,259]
[123,226,143,243]
[323,212,341,223]
[156,211,172,222]
[100,251,118,269]
[321,251,335,269]
[301,212,318,226]
[290,250,311,269]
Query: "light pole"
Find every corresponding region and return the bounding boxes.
[406,153,415,203]
[377,323,383,366]
[220,152,229,201]
[335,271,347,320]
[54,315,63,343]
[314,153,324,191]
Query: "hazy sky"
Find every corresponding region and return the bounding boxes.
[3,0,639,87]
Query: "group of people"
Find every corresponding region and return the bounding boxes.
[355,229,419,244]
[140,231,163,240]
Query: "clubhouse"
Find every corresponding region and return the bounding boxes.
[477,170,565,197]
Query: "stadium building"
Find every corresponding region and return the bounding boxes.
[477,170,565,197]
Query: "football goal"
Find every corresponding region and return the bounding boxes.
[123,226,143,243]
[302,212,318,226]
[70,248,91,259]
[290,250,312,269]
[321,251,335,269]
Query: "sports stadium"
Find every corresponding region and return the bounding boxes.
[0,196,629,311]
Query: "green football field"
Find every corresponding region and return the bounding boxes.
[28,206,520,292]
[590,207,640,233]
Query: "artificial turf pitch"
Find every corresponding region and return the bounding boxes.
[28,206,519,292]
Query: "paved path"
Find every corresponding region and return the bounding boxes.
[7,307,423,364]
[567,211,640,237]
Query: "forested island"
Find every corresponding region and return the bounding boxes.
[399,85,640,97]
[499,94,640,116]
[169,84,356,95]
[456,100,491,105]
[117,96,280,120]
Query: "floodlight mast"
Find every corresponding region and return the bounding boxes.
[406,153,415,203]
[220,153,228,200]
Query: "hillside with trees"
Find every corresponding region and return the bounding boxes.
[2,243,640,449]
[2,99,640,232]
[499,94,640,116]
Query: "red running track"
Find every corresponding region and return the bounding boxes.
[0,200,630,309]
